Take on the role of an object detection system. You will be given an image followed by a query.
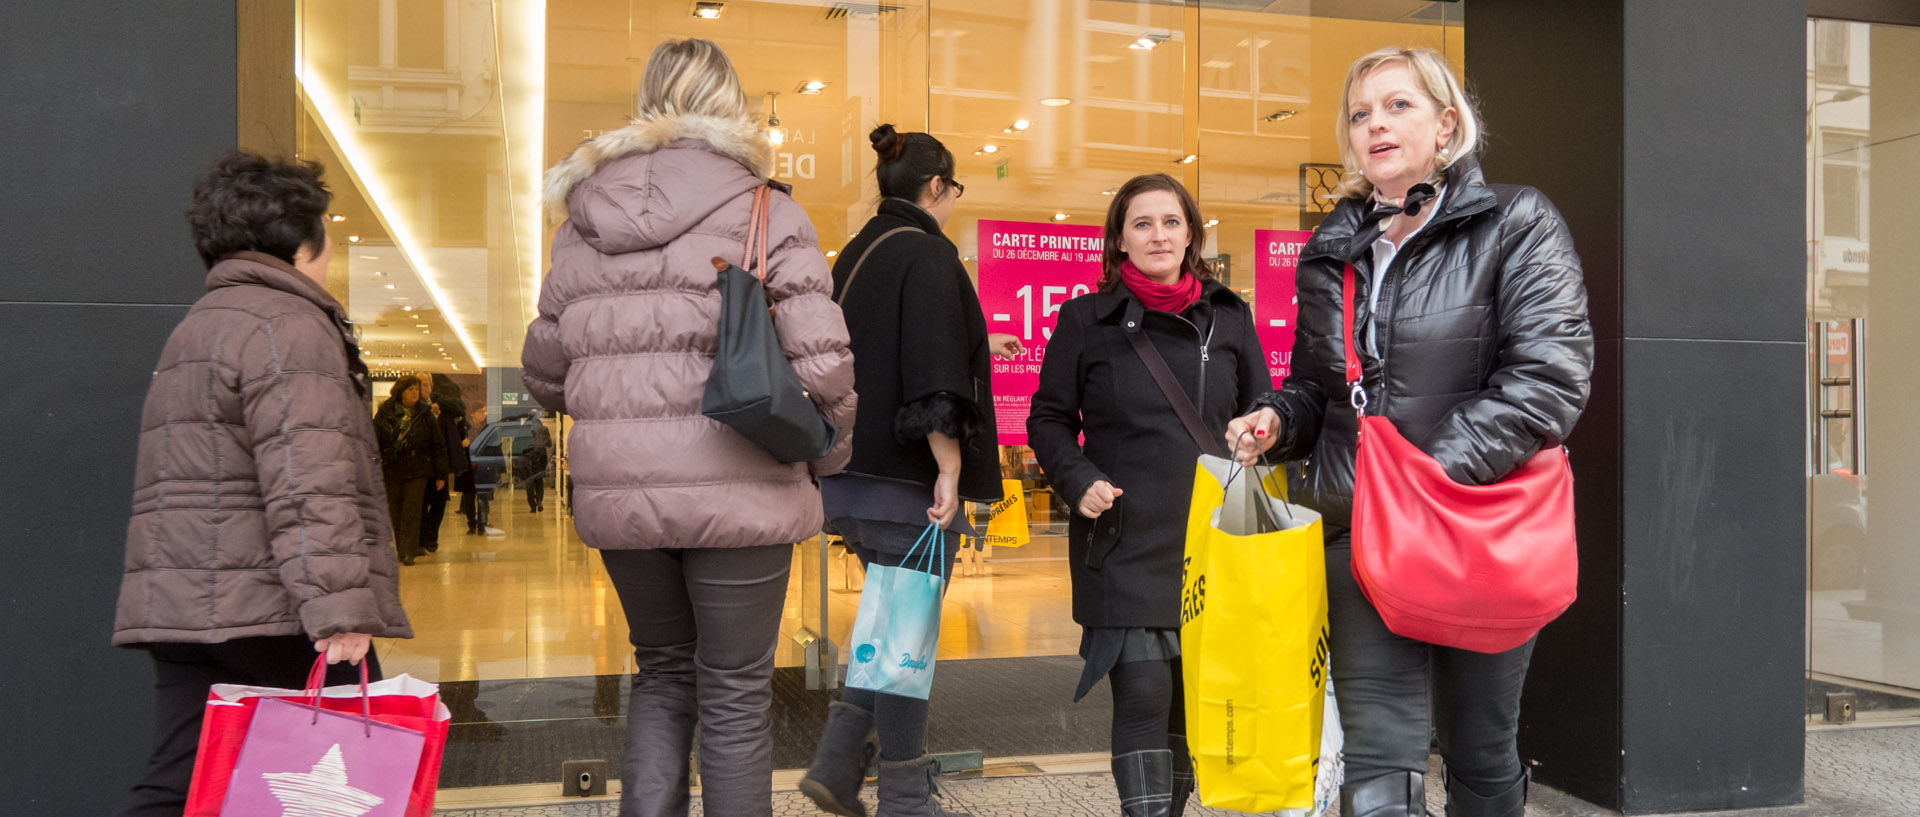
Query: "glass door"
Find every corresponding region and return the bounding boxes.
[1806,17,1920,722]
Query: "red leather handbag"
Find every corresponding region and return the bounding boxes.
[1342,263,1577,653]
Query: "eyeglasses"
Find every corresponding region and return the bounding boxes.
[946,178,965,199]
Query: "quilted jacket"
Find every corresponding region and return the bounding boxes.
[1257,158,1595,530]
[523,112,856,550]
[115,252,412,645]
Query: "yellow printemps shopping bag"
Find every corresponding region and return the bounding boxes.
[1181,456,1329,812]
[971,479,1030,548]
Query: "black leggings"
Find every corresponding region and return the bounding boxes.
[1109,657,1185,755]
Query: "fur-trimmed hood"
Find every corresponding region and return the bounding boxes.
[541,113,775,255]
[544,113,774,212]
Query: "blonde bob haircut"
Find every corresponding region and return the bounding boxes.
[1334,46,1482,199]
[635,38,749,121]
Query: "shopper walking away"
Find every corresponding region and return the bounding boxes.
[459,405,490,534]
[799,124,1023,817]
[375,375,448,565]
[1229,47,1593,817]
[1027,173,1273,817]
[522,37,856,817]
[418,373,465,551]
[114,151,411,817]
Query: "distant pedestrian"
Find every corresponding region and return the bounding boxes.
[375,375,448,565]
[458,405,491,534]
[113,151,410,817]
[522,37,855,817]
[418,373,466,551]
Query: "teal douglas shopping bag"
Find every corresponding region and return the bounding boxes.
[844,524,948,699]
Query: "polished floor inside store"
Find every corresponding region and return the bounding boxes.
[375,481,1082,685]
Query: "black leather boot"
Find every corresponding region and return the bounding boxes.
[1168,733,1196,817]
[1445,769,1526,817]
[1112,749,1174,817]
[799,701,878,817]
[1341,770,1429,817]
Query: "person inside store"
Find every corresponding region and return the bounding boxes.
[1228,46,1593,817]
[112,150,411,817]
[521,36,856,817]
[1028,173,1272,817]
[375,374,449,566]
[419,373,467,551]
[458,404,491,534]
[514,408,553,514]
[799,124,1021,817]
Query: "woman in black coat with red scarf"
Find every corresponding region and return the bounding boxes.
[1029,173,1271,817]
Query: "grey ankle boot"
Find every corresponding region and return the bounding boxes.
[876,755,971,817]
[1168,734,1196,817]
[800,701,878,817]
[1112,749,1175,817]
[1342,771,1429,817]
[1445,769,1526,817]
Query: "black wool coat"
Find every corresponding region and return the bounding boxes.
[375,399,450,482]
[1028,280,1271,629]
[831,198,1003,502]
[1256,158,1594,531]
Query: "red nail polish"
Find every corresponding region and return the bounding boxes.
[1255,429,1267,437]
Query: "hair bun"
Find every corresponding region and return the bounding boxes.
[869,124,905,163]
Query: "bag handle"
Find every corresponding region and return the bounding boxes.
[743,185,773,280]
[1126,330,1227,459]
[834,227,919,306]
[1342,263,1367,414]
[304,653,376,736]
[1222,431,1290,529]
[901,523,950,582]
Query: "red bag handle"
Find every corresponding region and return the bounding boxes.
[1341,264,1368,413]
[743,185,772,280]
[304,653,375,736]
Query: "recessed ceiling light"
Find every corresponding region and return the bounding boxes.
[330,215,346,222]
[1206,219,1219,227]
[981,145,999,154]
[373,271,387,277]
[826,250,838,258]
[403,306,414,311]
[347,235,361,243]
[1101,188,1117,196]
[1263,109,1299,123]
[415,324,430,328]
[691,1,723,19]
[384,284,396,290]
[797,80,828,94]
[422,330,431,334]
[359,255,378,260]
[1039,97,1072,107]
[1176,154,1197,165]
[1053,213,1068,221]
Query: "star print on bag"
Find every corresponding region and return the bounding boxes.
[262,744,385,817]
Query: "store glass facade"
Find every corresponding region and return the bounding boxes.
[272,0,1471,791]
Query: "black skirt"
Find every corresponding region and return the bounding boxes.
[1074,626,1181,702]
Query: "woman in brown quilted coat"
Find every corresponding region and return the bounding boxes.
[522,38,855,817]
[113,152,411,817]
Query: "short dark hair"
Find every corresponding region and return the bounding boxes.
[186,151,333,268]
[869,124,956,202]
[1098,173,1212,292]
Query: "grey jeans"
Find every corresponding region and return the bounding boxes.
[1326,538,1535,795]
[599,543,792,817]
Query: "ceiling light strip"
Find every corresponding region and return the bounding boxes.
[293,83,486,369]
[494,0,547,339]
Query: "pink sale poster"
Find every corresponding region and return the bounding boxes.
[1254,229,1314,386]
[977,219,1104,446]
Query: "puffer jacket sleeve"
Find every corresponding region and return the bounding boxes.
[239,311,388,640]
[1423,189,1594,484]
[523,281,570,414]
[764,194,857,476]
[1027,298,1106,511]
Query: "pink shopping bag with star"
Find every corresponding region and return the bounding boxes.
[183,656,449,817]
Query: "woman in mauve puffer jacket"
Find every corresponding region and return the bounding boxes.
[520,38,855,817]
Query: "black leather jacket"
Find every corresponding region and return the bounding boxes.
[1257,158,1594,530]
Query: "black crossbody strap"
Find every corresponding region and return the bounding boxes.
[835,227,919,305]
[1126,329,1227,458]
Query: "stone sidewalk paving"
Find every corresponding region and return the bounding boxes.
[437,724,1918,817]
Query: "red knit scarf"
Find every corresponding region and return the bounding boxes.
[1119,259,1202,313]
